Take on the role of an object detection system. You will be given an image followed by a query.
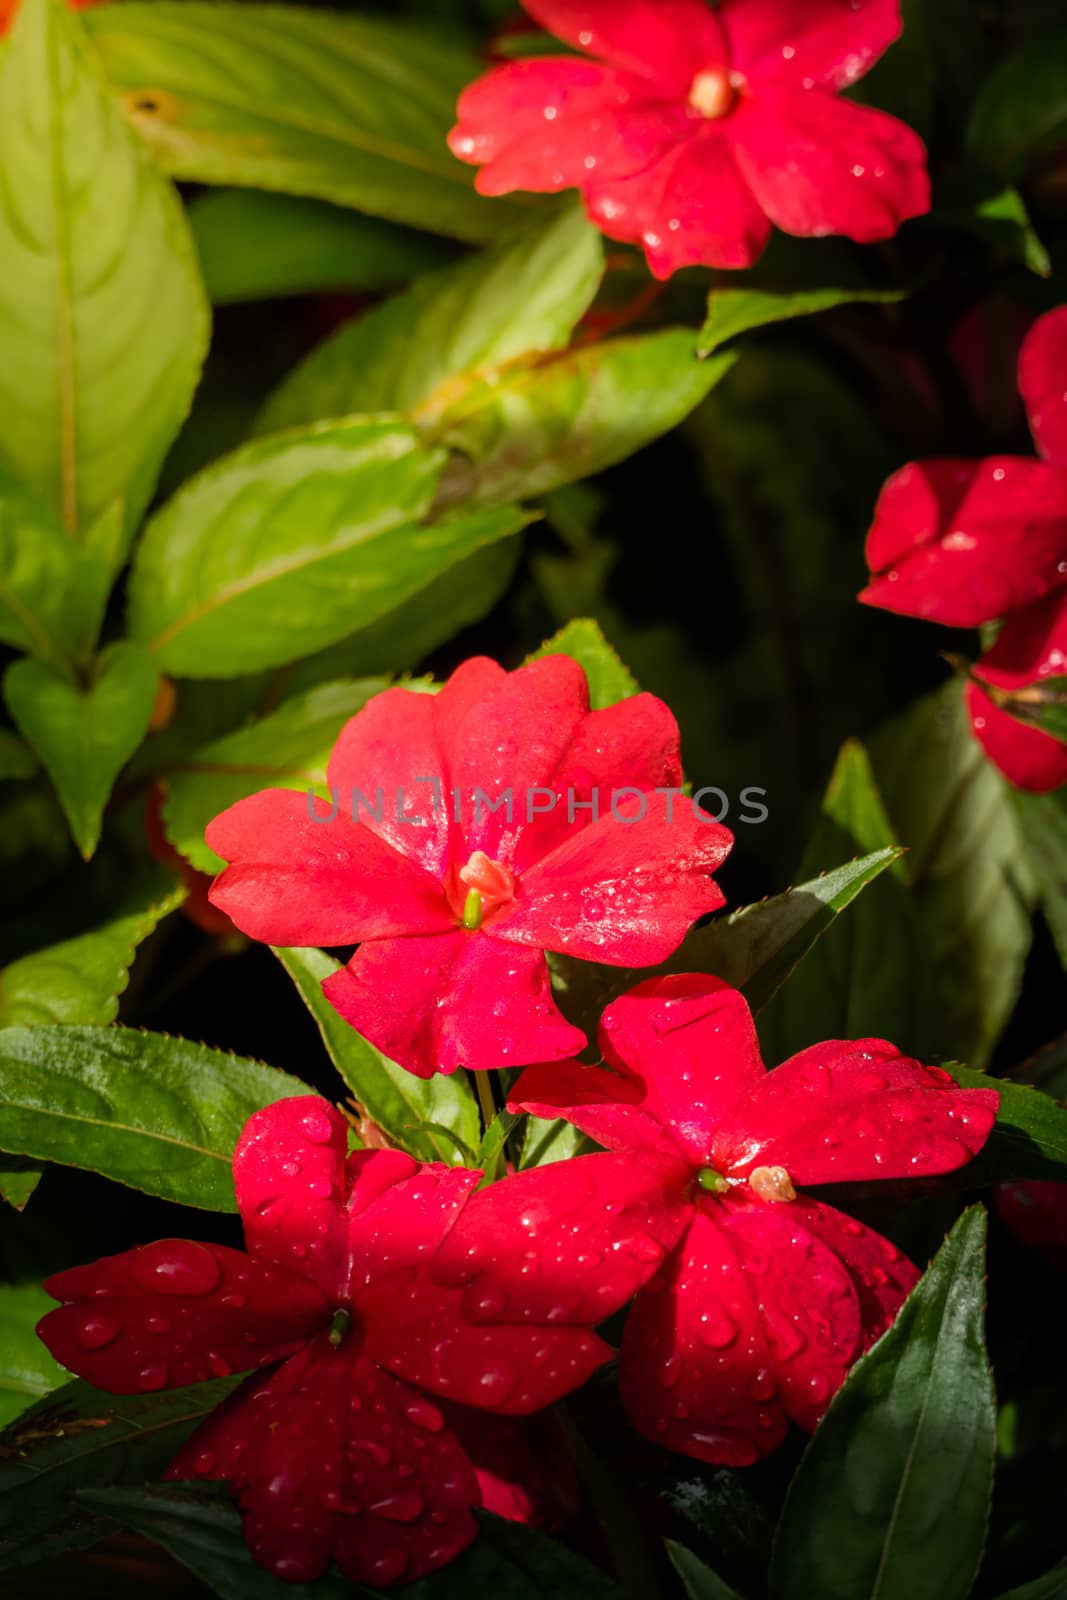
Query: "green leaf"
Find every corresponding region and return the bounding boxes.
[968,29,1067,176]
[477,1110,522,1184]
[0,0,208,537]
[127,418,530,678]
[0,1376,237,1573]
[934,178,1052,278]
[770,1207,995,1600]
[1014,787,1067,971]
[85,2,526,243]
[0,1159,44,1211]
[666,1541,745,1600]
[4,642,159,858]
[698,238,905,356]
[988,672,1067,745]
[256,202,603,433]
[0,733,38,783]
[0,469,77,671]
[187,189,452,306]
[944,1064,1067,1185]
[160,677,388,873]
[0,1285,69,1429]
[992,1562,1067,1600]
[437,334,736,507]
[551,849,904,1046]
[519,1116,590,1170]
[759,741,943,1062]
[0,869,184,1027]
[273,946,480,1167]
[0,1025,311,1210]
[870,681,1038,1068]
[527,618,639,709]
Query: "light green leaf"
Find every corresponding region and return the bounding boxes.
[699,241,905,355]
[4,642,159,858]
[161,677,387,873]
[0,1285,69,1429]
[0,1025,311,1209]
[667,1541,745,1600]
[127,418,530,678]
[0,732,38,783]
[0,869,184,1027]
[188,189,452,306]
[771,1208,995,1600]
[871,680,1038,1067]
[85,2,526,243]
[273,946,480,1167]
[256,201,603,433]
[0,1158,44,1211]
[0,1376,238,1573]
[528,618,639,709]
[437,334,736,507]
[519,1116,590,1170]
[0,469,76,670]
[0,0,208,536]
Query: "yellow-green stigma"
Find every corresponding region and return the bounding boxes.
[462,888,483,931]
[327,1308,353,1348]
[697,1167,730,1195]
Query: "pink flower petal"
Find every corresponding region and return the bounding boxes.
[428,1151,692,1324]
[206,789,451,945]
[720,0,902,91]
[323,934,585,1078]
[728,88,929,244]
[39,1241,327,1393]
[861,458,1067,626]
[711,1039,998,1185]
[166,1342,480,1587]
[521,0,728,87]
[495,793,730,965]
[1019,305,1067,467]
[967,681,1067,793]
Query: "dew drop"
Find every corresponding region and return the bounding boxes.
[300,1107,335,1145]
[75,1312,123,1351]
[370,1490,425,1522]
[136,1362,169,1391]
[132,1240,222,1298]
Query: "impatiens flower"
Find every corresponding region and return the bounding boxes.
[499,975,998,1465]
[996,1180,1067,1272]
[967,589,1067,793]
[861,307,1067,627]
[36,1097,635,1587]
[205,656,732,1079]
[448,0,930,278]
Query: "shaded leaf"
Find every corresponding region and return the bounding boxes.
[667,1541,745,1600]
[944,1064,1067,1186]
[968,30,1067,176]
[0,733,38,784]
[0,1285,69,1429]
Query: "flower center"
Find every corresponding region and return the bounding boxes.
[688,67,738,120]
[327,1307,353,1348]
[749,1165,797,1204]
[458,851,516,930]
[697,1166,731,1195]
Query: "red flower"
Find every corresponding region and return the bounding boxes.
[498,975,998,1465]
[0,0,96,33]
[37,1097,630,1587]
[861,307,1067,628]
[205,656,732,1079]
[967,588,1067,793]
[448,0,929,278]
[996,1180,1067,1272]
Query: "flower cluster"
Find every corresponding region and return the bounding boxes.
[448,0,930,278]
[861,305,1067,792]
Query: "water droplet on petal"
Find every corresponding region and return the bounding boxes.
[136,1362,169,1391]
[132,1240,222,1298]
[75,1312,123,1351]
[300,1107,335,1145]
[370,1490,425,1522]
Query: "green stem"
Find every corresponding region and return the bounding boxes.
[475,1070,497,1135]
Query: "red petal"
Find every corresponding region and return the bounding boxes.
[428,1151,692,1324]
[975,588,1067,690]
[586,130,772,275]
[619,1199,861,1462]
[711,1039,998,1185]
[39,1241,326,1393]
[522,0,728,87]
[206,790,450,944]
[1019,305,1067,467]
[345,1152,479,1294]
[728,89,929,244]
[996,1181,1067,1271]
[795,1198,919,1341]
[720,0,902,91]
[862,458,1067,626]
[543,976,764,1166]
[167,1342,480,1587]
[967,681,1067,793]
[323,934,585,1078]
[441,1405,580,1532]
[496,794,730,966]
[449,59,684,196]
[509,1057,687,1160]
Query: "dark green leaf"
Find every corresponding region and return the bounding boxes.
[933,181,1052,278]
[0,733,37,783]
[0,0,208,536]
[160,678,388,873]
[273,946,480,1167]
[0,1285,69,1429]
[257,201,603,434]
[1014,787,1067,971]
[667,1541,745,1600]
[527,618,639,709]
[771,1207,995,1600]
[944,1065,1067,1185]
[0,1376,237,1573]
[968,30,1067,176]
[4,642,159,859]
[188,189,452,306]
[0,1025,311,1209]
[992,1561,1067,1600]
[85,2,526,242]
